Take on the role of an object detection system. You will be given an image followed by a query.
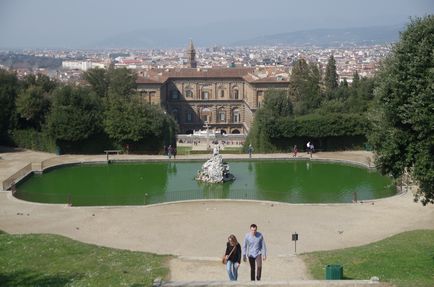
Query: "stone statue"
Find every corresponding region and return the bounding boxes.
[196,154,235,183]
[213,145,219,156]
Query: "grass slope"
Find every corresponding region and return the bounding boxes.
[302,230,434,287]
[0,232,169,287]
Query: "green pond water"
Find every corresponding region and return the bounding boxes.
[14,160,396,206]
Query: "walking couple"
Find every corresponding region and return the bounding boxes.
[223,224,267,281]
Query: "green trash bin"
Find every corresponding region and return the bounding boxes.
[325,264,343,280]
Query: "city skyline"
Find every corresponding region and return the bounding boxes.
[1,0,432,49]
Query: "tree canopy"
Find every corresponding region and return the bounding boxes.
[103,97,177,149]
[46,86,102,142]
[324,55,339,95]
[370,15,434,204]
[0,70,18,140]
[289,59,322,115]
[16,85,50,129]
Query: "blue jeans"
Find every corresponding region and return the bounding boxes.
[226,260,239,281]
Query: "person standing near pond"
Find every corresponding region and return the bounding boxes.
[243,224,267,281]
[247,144,254,158]
[224,234,241,281]
[292,145,298,157]
[167,145,173,159]
[310,142,315,154]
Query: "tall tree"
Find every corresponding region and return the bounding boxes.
[16,85,50,130]
[262,89,293,117]
[107,68,137,98]
[289,59,322,115]
[82,68,109,98]
[352,70,360,89]
[288,59,310,102]
[46,86,102,142]
[103,97,177,147]
[0,70,18,141]
[370,15,434,205]
[21,74,57,93]
[324,55,339,95]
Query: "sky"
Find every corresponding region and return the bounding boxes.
[0,0,432,48]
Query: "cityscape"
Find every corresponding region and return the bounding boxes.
[1,43,391,84]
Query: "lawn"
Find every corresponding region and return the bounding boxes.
[302,229,434,287]
[175,146,192,155]
[0,231,169,287]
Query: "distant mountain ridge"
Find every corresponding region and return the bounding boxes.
[93,24,403,49]
[232,25,402,47]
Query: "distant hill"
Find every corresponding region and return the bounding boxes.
[232,25,402,47]
[93,24,403,49]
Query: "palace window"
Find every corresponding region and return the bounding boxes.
[201,107,211,123]
[185,90,193,98]
[233,89,239,99]
[256,91,263,108]
[218,108,226,122]
[186,112,193,122]
[201,91,209,100]
[220,90,225,98]
[232,108,240,123]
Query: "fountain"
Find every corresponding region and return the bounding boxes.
[195,146,235,183]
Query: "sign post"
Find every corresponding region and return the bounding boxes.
[292,232,299,254]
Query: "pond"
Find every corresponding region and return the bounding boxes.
[14,160,396,206]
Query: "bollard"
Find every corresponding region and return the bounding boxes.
[352,191,357,203]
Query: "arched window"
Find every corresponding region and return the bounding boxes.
[232,87,239,99]
[231,129,240,134]
[232,108,240,123]
[201,107,211,123]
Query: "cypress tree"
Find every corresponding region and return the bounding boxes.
[325,55,338,95]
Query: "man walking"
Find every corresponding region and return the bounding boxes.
[242,224,267,281]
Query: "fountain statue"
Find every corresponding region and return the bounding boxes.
[195,145,235,183]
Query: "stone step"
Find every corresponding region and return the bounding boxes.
[154,279,387,287]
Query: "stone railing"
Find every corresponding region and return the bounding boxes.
[2,163,32,191]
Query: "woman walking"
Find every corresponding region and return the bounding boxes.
[224,234,241,281]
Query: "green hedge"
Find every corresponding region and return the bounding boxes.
[11,129,56,153]
[248,113,371,152]
[270,135,367,152]
[275,113,370,138]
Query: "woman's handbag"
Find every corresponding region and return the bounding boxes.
[222,244,237,264]
[222,255,227,264]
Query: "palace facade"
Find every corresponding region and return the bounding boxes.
[136,41,289,134]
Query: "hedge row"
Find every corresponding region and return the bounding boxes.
[273,113,370,139]
[11,129,56,153]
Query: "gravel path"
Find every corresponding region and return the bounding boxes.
[1,149,433,282]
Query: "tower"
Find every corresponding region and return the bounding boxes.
[187,39,197,68]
